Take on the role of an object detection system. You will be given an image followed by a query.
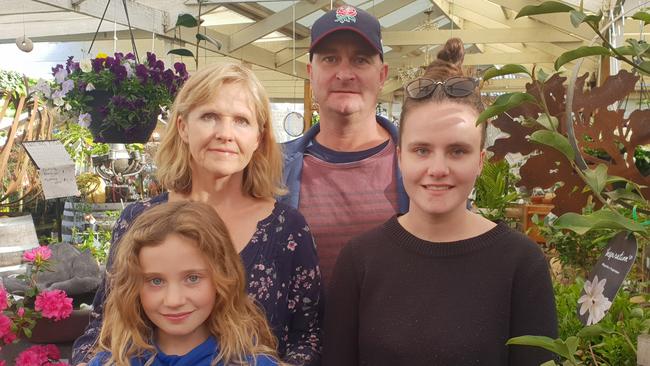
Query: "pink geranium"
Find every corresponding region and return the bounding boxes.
[0,284,8,311]
[22,246,52,264]
[15,344,66,366]
[34,290,73,321]
[0,359,6,366]
[0,313,16,344]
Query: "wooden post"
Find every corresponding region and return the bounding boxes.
[638,334,650,365]
[303,79,312,133]
[521,203,554,244]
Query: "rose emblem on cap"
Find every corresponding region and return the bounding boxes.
[335,6,358,24]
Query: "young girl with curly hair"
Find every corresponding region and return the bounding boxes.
[88,201,280,366]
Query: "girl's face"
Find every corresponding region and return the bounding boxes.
[398,101,484,220]
[139,233,216,352]
[178,82,261,184]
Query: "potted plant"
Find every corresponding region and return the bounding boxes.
[35,52,188,143]
[1,246,76,363]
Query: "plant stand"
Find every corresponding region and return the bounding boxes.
[521,203,554,244]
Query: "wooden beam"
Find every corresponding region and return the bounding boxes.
[32,0,168,34]
[488,0,593,40]
[382,28,580,46]
[229,0,330,52]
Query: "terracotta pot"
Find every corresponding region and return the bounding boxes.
[28,308,91,344]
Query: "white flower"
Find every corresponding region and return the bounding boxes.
[85,83,95,91]
[578,275,612,325]
[78,113,92,128]
[54,68,68,84]
[79,59,92,73]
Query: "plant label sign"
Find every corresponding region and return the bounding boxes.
[22,140,80,199]
[577,231,637,326]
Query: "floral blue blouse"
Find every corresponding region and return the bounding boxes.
[72,193,322,366]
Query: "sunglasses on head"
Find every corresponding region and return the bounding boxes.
[404,77,479,99]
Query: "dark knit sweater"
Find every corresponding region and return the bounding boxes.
[323,216,558,366]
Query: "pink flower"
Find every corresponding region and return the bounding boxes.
[0,359,6,366]
[22,246,52,263]
[15,344,63,366]
[35,290,73,321]
[0,284,8,311]
[0,314,16,345]
[17,307,25,317]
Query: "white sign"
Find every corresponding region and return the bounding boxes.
[22,140,79,199]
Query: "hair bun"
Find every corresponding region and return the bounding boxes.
[436,38,464,66]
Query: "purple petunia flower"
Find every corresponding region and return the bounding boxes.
[104,56,116,69]
[111,64,128,82]
[135,64,148,82]
[174,62,188,78]
[146,52,157,67]
[125,52,136,60]
[51,64,64,77]
[155,60,165,71]
[91,58,104,72]
[54,68,68,84]
[149,69,162,83]
[78,113,92,128]
[61,79,74,94]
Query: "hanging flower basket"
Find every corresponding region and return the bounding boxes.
[34,52,189,144]
[86,90,158,143]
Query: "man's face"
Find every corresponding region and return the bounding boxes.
[308,31,388,118]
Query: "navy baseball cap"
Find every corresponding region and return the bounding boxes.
[310,5,383,61]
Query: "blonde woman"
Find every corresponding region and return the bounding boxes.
[88,201,280,366]
[74,63,322,366]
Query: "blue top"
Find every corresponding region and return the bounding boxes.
[88,336,278,366]
[280,115,409,213]
[73,195,322,366]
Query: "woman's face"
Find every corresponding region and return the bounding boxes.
[178,82,261,183]
[398,101,484,219]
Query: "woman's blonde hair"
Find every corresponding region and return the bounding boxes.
[156,62,286,198]
[96,201,280,366]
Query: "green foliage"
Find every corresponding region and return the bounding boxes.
[0,69,26,95]
[168,0,222,69]
[474,159,520,222]
[555,46,611,70]
[482,64,531,81]
[516,1,574,18]
[538,206,616,270]
[510,280,650,365]
[554,210,646,235]
[71,225,112,264]
[634,146,650,176]
[530,130,575,161]
[476,92,537,124]
[54,123,108,169]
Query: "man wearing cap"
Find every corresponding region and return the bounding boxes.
[281,5,408,283]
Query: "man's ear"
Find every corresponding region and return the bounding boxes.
[177,116,188,143]
[379,63,389,87]
[396,145,402,170]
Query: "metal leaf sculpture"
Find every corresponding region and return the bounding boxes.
[489,70,649,214]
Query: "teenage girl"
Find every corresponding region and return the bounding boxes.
[322,38,558,366]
